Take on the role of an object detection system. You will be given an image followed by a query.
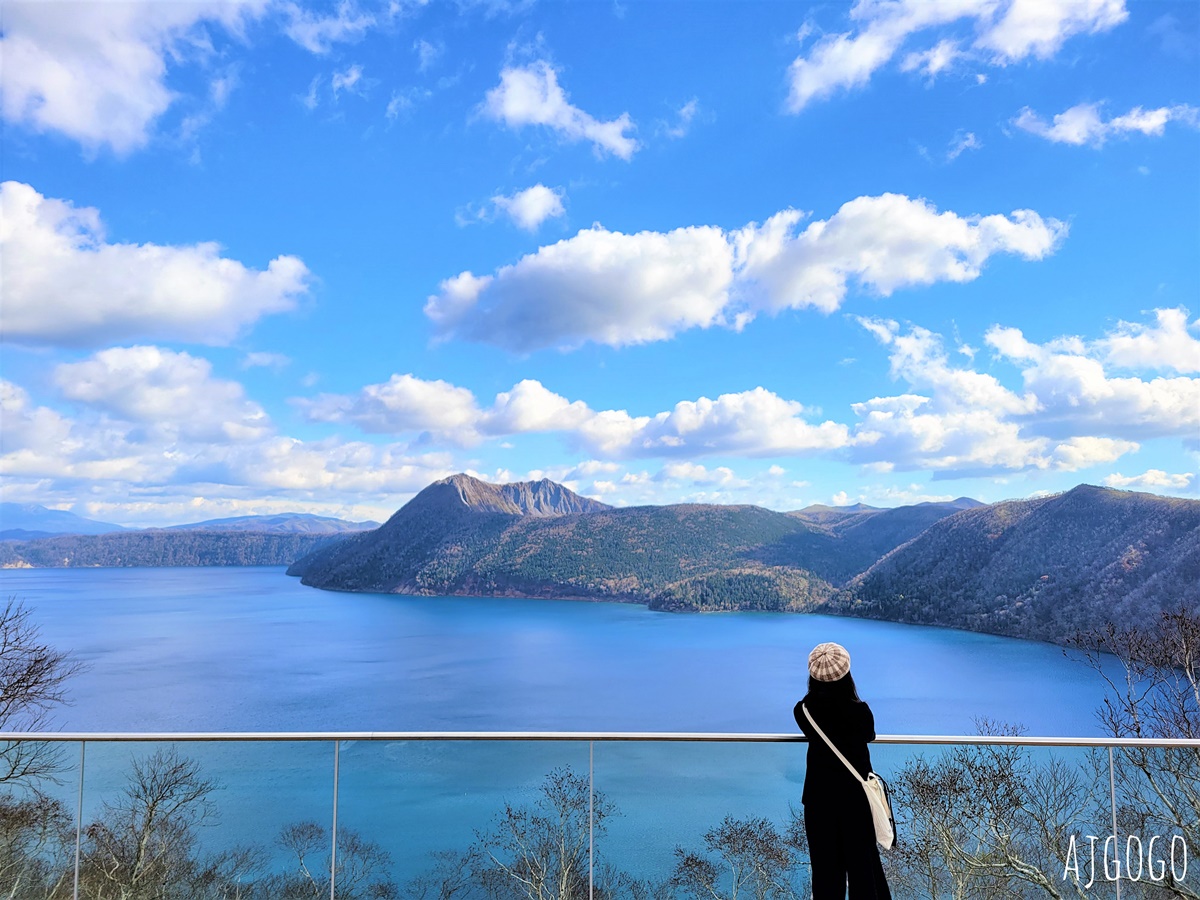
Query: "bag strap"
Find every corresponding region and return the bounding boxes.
[802,703,867,785]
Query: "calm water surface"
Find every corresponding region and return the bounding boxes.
[1,565,1115,735]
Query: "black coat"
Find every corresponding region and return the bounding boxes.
[794,695,876,806]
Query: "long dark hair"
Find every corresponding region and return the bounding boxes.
[802,672,862,705]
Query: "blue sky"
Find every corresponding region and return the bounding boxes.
[2,0,1198,527]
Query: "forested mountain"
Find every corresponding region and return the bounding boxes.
[0,531,347,568]
[755,499,981,585]
[830,485,1200,642]
[288,474,829,607]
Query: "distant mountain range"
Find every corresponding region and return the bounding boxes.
[0,503,376,541]
[0,502,127,538]
[5,477,1197,645]
[0,506,377,567]
[160,513,379,534]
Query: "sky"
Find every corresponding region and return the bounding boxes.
[1,0,1198,527]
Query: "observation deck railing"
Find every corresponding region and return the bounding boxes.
[1,731,1196,899]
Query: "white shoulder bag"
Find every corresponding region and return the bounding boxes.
[801,703,895,850]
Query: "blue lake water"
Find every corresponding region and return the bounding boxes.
[0,566,1125,882]
[0,565,1115,735]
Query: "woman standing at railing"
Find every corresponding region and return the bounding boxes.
[795,642,892,900]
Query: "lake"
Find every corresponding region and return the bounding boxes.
[0,565,1117,735]
[0,566,1126,885]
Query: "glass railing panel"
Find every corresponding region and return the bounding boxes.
[75,739,335,898]
[593,739,808,896]
[336,738,592,897]
[883,741,1118,899]
[0,738,82,900]
[1110,743,1199,897]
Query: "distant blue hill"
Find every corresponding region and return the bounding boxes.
[161,513,379,534]
[0,503,126,537]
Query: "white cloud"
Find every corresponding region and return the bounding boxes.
[426,225,735,351]
[661,98,700,139]
[576,387,852,460]
[297,373,484,442]
[1099,308,1200,373]
[985,319,1200,440]
[1103,469,1195,491]
[331,64,366,99]
[733,195,1065,315]
[946,130,982,161]
[1,181,310,347]
[427,194,1065,352]
[977,0,1129,62]
[900,39,965,79]
[1013,102,1199,146]
[240,351,291,371]
[0,0,268,153]
[786,0,1127,113]
[844,310,1198,476]
[414,38,443,72]
[281,0,374,54]
[1,372,461,526]
[492,184,566,231]
[55,346,272,442]
[297,375,849,460]
[482,60,639,160]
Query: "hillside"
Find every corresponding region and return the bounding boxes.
[755,500,979,585]
[289,474,830,607]
[830,485,1200,643]
[0,531,346,568]
[287,473,964,610]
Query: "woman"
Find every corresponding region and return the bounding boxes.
[794,642,891,900]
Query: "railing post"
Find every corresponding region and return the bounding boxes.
[589,740,594,900]
[331,739,340,900]
[1109,746,1121,899]
[74,740,85,900]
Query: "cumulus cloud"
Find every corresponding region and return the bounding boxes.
[786,0,1127,112]
[426,225,735,351]
[1,371,461,526]
[1013,102,1199,146]
[298,373,484,442]
[1098,308,1200,373]
[0,0,268,153]
[427,194,1065,351]
[55,346,272,442]
[482,60,639,159]
[1,181,310,347]
[1103,469,1195,491]
[298,375,850,460]
[846,309,1200,476]
[492,184,566,231]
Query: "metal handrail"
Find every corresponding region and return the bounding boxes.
[2,731,1198,747]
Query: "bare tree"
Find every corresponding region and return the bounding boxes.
[0,597,85,785]
[77,747,264,900]
[889,721,1102,900]
[1069,608,1200,899]
[270,820,397,899]
[0,789,73,899]
[472,766,613,900]
[670,813,808,900]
